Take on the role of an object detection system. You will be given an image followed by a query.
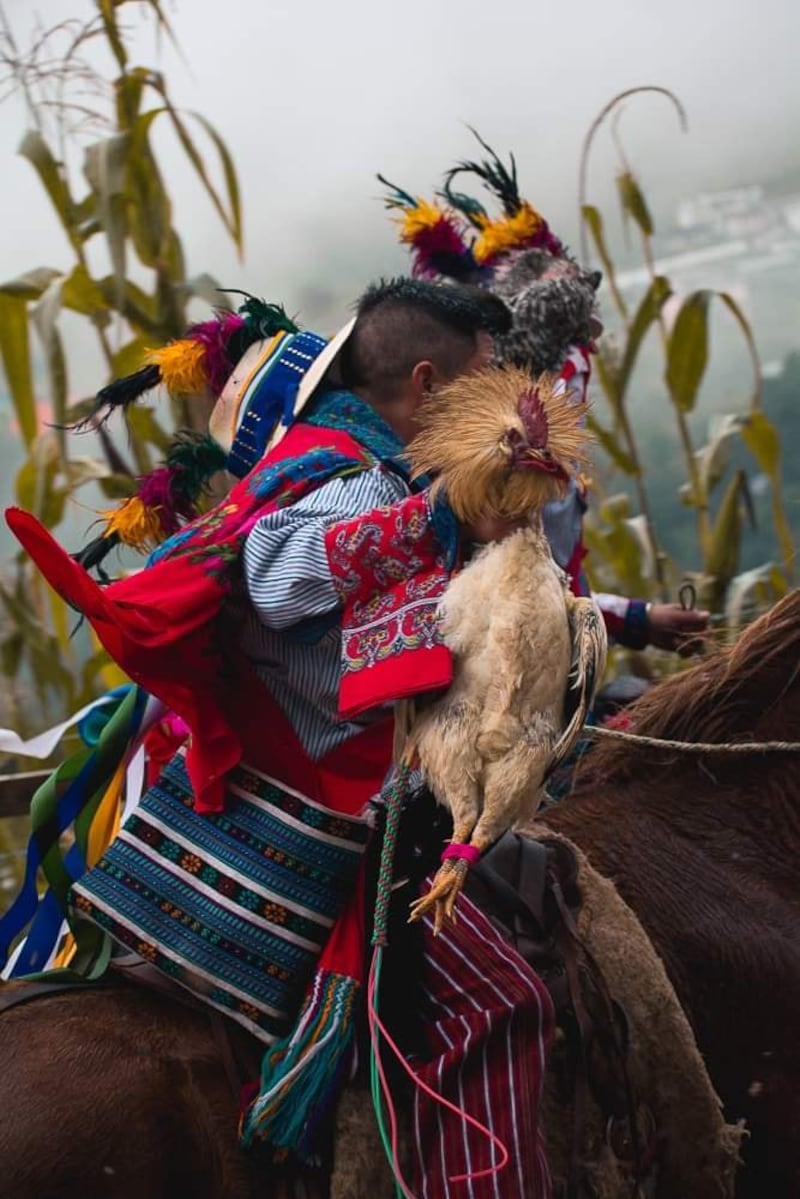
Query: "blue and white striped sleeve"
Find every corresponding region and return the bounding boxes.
[242,466,409,631]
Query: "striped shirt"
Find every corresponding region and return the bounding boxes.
[240,463,410,760]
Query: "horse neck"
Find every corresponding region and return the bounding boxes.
[541,765,797,927]
[556,721,800,898]
[549,593,800,888]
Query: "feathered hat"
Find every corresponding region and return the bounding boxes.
[379,131,600,376]
[378,128,566,282]
[69,295,332,577]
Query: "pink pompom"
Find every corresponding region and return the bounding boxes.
[186,313,246,394]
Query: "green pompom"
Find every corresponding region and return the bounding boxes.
[166,431,228,499]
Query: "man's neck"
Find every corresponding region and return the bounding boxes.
[352,387,418,447]
[303,388,407,464]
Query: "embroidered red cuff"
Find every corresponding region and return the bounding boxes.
[325,493,454,718]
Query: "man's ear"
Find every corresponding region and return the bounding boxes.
[410,359,437,397]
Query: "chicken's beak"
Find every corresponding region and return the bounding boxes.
[518,447,569,481]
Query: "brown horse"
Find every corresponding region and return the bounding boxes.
[540,588,800,1199]
[1,589,799,1199]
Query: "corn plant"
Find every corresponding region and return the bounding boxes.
[0,0,242,733]
[578,87,794,638]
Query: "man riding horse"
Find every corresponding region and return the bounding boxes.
[5,277,560,1196]
[1,149,710,1195]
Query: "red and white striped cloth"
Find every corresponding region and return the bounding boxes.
[413,886,555,1198]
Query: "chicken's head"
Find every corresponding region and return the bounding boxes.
[406,364,592,524]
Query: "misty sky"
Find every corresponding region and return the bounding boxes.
[1,0,799,358]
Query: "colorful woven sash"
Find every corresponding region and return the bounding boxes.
[0,686,148,979]
[71,750,372,1042]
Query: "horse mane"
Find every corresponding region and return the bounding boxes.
[579,589,800,786]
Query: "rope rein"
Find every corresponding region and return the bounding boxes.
[584,725,800,754]
[587,583,800,755]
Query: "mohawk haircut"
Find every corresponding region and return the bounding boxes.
[340,277,511,397]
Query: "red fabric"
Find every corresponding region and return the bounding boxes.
[413,888,554,1199]
[233,678,393,985]
[143,717,190,787]
[565,543,631,641]
[441,843,481,865]
[325,492,454,718]
[233,676,394,817]
[6,423,373,813]
[597,601,627,642]
[565,538,588,597]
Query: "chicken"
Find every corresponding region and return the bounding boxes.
[399,365,607,932]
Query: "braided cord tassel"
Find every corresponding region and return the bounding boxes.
[368,761,416,1197]
[372,761,411,949]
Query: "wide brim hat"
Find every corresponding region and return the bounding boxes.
[272,316,356,445]
[213,328,328,476]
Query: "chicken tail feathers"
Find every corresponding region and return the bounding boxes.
[545,595,608,778]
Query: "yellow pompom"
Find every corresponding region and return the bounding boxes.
[100,497,164,552]
[145,339,208,398]
[398,198,447,243]
[473,202,544,264]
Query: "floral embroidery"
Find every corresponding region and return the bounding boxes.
[262,901,287,925]
[326,492,452,677]
[138,822,161,847]
[342,600,444,672]
[237,1000,262,1022]
[146,402,382,582]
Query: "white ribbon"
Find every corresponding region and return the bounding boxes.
[0,693,123,761]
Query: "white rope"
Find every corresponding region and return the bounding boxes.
[584,725,800,754]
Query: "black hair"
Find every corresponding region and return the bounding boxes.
[339,277,511,396]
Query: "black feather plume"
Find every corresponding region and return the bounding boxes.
[437,183,488,229]
[444,127,522,219]
[376,173,418,211]
[165,430,228,500]
[65,364,162,432]
[218,290,299,340]
[72,531,120,583]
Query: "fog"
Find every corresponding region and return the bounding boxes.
[1,0,797,347]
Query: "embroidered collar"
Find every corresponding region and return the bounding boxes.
[303,389,411,483]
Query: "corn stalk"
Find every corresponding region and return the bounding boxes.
[0,0,243,732]
[580,88,794,626]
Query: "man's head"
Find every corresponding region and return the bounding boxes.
[338,277,511,443]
